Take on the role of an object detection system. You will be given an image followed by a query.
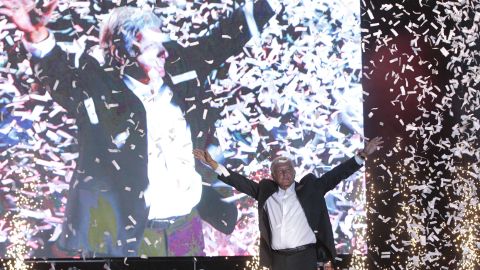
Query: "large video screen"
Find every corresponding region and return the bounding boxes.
[0,0,364,258]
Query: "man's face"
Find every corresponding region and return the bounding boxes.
[134,28,169,79]
[272,163,295,190]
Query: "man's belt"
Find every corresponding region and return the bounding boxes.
[146,217,180,230]
[273,243,316,255]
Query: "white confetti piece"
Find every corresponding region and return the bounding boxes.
[128,215,136,225]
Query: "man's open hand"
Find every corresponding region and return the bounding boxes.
[0,0,57,42]
[193,149,219,170]
[361,136,383,156]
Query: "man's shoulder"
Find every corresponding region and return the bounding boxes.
[296,173,322,188]
[258,178,276,187]
[299,173,317,182]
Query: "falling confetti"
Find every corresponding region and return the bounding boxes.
[362,0,480,269]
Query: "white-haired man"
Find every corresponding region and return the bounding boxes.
[194,137,383,270]
[0,0,280,256]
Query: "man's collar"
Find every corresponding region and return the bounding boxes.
[123,74,165,98]
[277,182,296,193]
[287,182,296,193]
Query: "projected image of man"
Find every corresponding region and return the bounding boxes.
[0,0,280,257]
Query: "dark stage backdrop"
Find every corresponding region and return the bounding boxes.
[362,1,480,269]
[0,0,365,259]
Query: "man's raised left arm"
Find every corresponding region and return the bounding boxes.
[190,0,281,70]
[318,137,384,192]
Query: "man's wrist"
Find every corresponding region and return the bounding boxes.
[24,27,49,43]
[22,29,56,58]
[209,161,219,170]
[214,163,230,177]
[357,150,367,160]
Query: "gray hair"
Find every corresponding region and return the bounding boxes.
[270,156,295,175]
[99,7,165,58]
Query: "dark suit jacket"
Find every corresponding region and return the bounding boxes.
[30,0,275,245]
[218,157,362,267]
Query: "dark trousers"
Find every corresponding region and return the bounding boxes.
[271,246,317,270]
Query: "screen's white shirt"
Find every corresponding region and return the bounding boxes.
[123,75,202,219]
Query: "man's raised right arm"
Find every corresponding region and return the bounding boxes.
[193,149,260,200]
[1,0,91,112]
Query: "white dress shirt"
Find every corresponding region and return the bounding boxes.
[264,183,317,249]
[215,156,364,249]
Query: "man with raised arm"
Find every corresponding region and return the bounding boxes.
[193,136,383,270]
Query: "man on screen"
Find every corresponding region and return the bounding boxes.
[193,136,383,270]
[0,0,280,256]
